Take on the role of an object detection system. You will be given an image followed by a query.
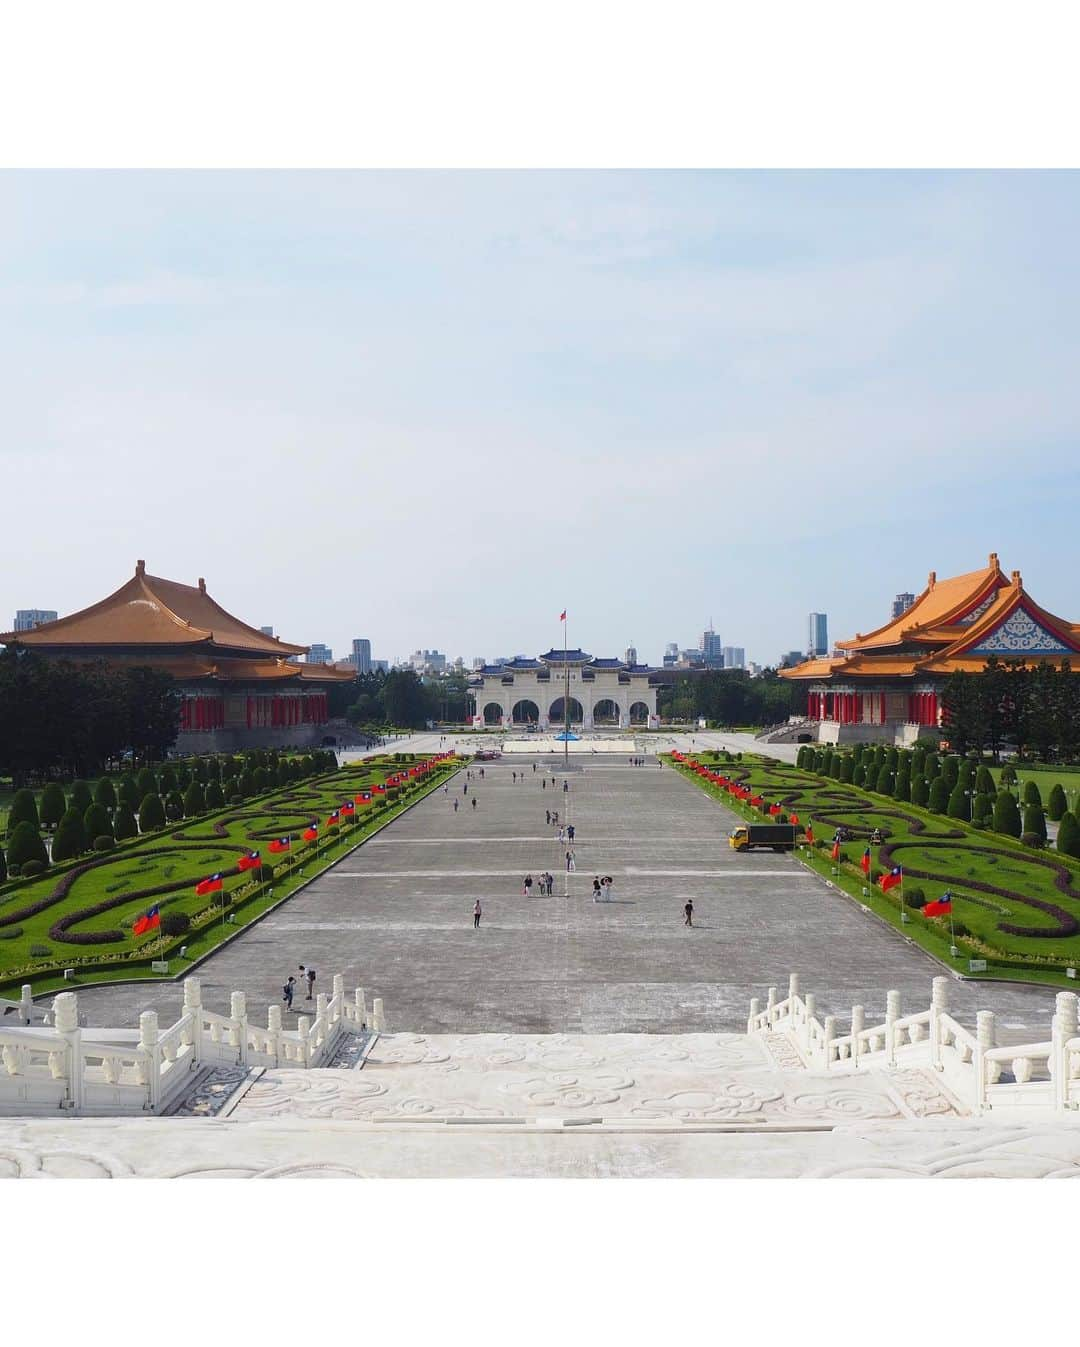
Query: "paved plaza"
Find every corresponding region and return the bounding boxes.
[71,751,1059,1037]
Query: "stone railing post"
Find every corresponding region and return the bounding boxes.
[975,1010,996,1111]
[850,1005,865,1067]
[354,987,367,1028]
[748,998,760,1034]
[332,974,345,1023]
[314,993,329,1059]
[766,985,777,1027]
[803,993,816,1052]
[183,977,203,1063]
[929,976,948,1071]
[267,1004,282,1067]
[20,984,33,1026]
[53,991,83,1112]
[885,990,901,1067]
[139,1010,162,1111]
[372,997,386,1032]
[823,1015,836,1071]
[230,991,249,1067]
[1051,991,1078,1111]
[788,974,799,1026]
[296,1014,311,1067]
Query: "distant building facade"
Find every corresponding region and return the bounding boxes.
[891,592,916,620]
[14,609,58,632]
[308,644,333,665]
[701,628,723,668]
[352,638,372,674]
[807,612,828,657]
[722,646,746,669]
[259,625,275,637]
[469,650,660,729]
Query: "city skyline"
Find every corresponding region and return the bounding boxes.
[3,172,1078,661]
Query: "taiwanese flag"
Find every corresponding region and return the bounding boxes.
[830,840,841,862]
[750,795,763,806]
[861,846,871,876]
[768,804,781,816]
[302,823,319,842]
[373,783,386,795]
[195,874,223,896]
[789,813,799,825]
[924,893,953,918]
[341,801,355,815]
[132,903,161,936]
[356,792,373,805]
[268,836,291,854]
[326,809,340,828]
[559,610,566,621]
[879,866,903,893]
[237,850,261,872]
[806,824,814,845]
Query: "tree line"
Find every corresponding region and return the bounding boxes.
[657,669,805,726]
[346,668,471,729]
[942,659,1080,761]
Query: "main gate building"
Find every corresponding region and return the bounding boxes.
[468,649,660,729]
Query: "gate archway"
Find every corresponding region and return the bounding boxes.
[548,696,584,725]
[511,699,541,725]
[593,698,621,725]
[629,701,650,725]
[483,702,504,725]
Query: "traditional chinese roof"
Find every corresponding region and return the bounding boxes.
[538,648,593,665]
[781,555,1080,683]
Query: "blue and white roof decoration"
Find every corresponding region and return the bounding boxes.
[970,607,1074,656]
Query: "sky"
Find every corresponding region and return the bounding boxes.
[2,170,1078,668]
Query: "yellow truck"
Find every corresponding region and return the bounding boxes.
[729,823,797,852]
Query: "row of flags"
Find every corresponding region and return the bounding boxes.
[671,752,955,918]
[133,754,459,939]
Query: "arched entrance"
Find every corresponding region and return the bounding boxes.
[593,698,621,726]
[483,702,503,725]
[629,701,649,725]
[548,696,584,725]
[512,699,540,725]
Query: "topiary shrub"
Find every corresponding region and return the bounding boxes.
[905,888,926,909]
[136,768,159,799]
[993,792,1022,838]
[7,788,40,833]
[29,942,51,958]
[40,783,67,830]
[928,777,950,814]
[0,845,6,884]
[975,766,995,796]
[138,793,166,833]
[1021,832,1045,849]
[1000,762,1017,786]
[113,805,137,841]
[1023,780,1043,807]
[1057,811,1080,860]
[256,861,275,884]
[94,778,117,810]
[93,835,116,852]
[229,794,244,806]
[6,820,49,872]
[947,784,971,821]
[1024,802,1047,844]
[165,790,184,821]
[183,782,206,816]
[0,925,23,939]
[1048,784,1067,821]
[117,774,139,810]
[84,802,112,840]
[853,764,867,788]
[21,859,46,878]
[205,781,225,809]
[894,769,911,803]
[69,779,92,813]
[160,911,191,937]
[910,776,929,808]
[159,765,177,793]
[52,807,89,861]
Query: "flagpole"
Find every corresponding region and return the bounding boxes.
[563,610,569,770]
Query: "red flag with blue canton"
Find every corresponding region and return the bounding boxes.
[268,837,291,853]
[195,875,222,896]
[133,904,161,935]
[237,850,261,871]
[879,866,903,893]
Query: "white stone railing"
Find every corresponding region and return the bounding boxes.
[0,985,54,1026]
[0,973,385,1117]
[749,974,1080,1116]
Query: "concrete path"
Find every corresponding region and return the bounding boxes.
[69,755,1059,1037]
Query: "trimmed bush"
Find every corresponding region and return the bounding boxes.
[22,861,46,879]
[928,777,950,814]
[1048,784,1068,822]
[165,790,184,822]
[905,888,926,909]
[1024,802,1047,844]
[972,792,992,826]
[7,788,40,833]
[1021,832,1045,850]
[118,774,139,810]
[52,807,90,861]
[113,805,138,841]
[136,768,159,799]
[1057,811,1080,860]
[69,779,92,813]
[40,783,67,830]
[992,792,1022,838]
[1000,762,1017,785]
[183,782,206,816]
[93,835,116,852]
[975,766,995,796]
[6,820,48,871]
[946,784,971,821]
[94,778,117,810]
[942,756,959,789]
[1023,780,1043,807]
[83,802,112,840]
[911,775,929,807]
[138,793,166,833]
[924,753,940,781]
[159,765,177,793]
[853,763,867,788]
[874,765,893,795]
[257,861,275,884]
[29,942,51,958]
[894,768,911,803]
[205,782,225,809]
[160,911,191,937]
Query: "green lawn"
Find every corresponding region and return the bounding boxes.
[672,751,1080,987]
[989,766,1080,814]
[0,753,461,994]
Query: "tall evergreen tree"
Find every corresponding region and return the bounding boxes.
[975,765,995,796]
[1057,810,1080,859]
[93,777,116,810]
[947,783,971,821]
[992,792,1022,838]
[5,819,48,871]
[113,804,137,841]
[52,807,89,861]
[1023,780,1043,807]
[40,783,67,830]
[875,764,894,795]
[69,779,92,813]
[83,802,112,840]
[7,788,40,833]
[1024,802,1047,844]
[911,775,929,808]
[928,776,950,814]
[117,774,139,810]
[138,793,165,833]
[183,781,206,816]
[1048,783,1068,821]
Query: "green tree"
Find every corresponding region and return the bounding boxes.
[1024,802,1047,843]
[911,776,929,808]
[942,756,960,789]
[52,807,89,861]
[113,804,137,841]
[159,765,177,793]
[872,764,891,795]
[1000,762,1017,786]
[894,765,911,802]
[1057,811,1080,859]
[183,782,206,816]
[1022,780,1042,807]
[138,793,165,833]
[852,763,867,788]
[947,783,971,821]
[839,755,854,783]
[928,777,950,814]
[0,844,6,883]
[136,767,158,799]
[205,781,225,809]
[5,819,48,871]
[93,777,116,810]
[83,802,112,840]
[118,774,139,810]
[69,779,92,813]
[7,788,40,833]
[992,792,1022,838]
[165,789,184,821]
[40,783,67,830]
[971,791,992,825]
[975,765,995,796]
[924,753,940,781]
[1045,783,1067,821]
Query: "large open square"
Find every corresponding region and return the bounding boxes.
[73,752,1059,1037]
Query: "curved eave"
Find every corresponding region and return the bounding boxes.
[835,559,1007,651]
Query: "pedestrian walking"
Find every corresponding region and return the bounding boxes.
[473,899,482,930]
[552,811,559,825]
[523,874,533,897]
[567,824,575,842]
[546,809,551,825]
[563,780,569,793]
[464,782,468,795]
[282,976,296,1010]
[566,849,576,872]
[683,899,694,927]
[532,763,537,774]
[512,770,517,783]
[454,798,459,812]
[542,778,547,790]
[306,966,316,1000]
[545,872,554,895]
[558,826,566,843]
[592,876,601,902]
[472,797,477,809]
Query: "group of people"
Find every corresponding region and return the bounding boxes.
[281,964,317,1009]
[591,874,615,902]
[522,872,556,896]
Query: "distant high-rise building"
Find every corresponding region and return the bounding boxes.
[259,625,275,637]
[807,612,828,657]
[722,646,746,669]
[352,638,372,674]
[14,609,57,632]
[891,592,916,620]
[780,650,805,669]
[624,643,638,666]
[679,648,705,667]
[372,659,390,673]
[472,657,487,670]
[307,643,333,665]
[701,627,723,668]
[665,642,678,658]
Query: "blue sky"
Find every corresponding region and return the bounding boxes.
[2,170,1078,666]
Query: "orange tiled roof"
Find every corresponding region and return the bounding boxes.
[0,561,307,657]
